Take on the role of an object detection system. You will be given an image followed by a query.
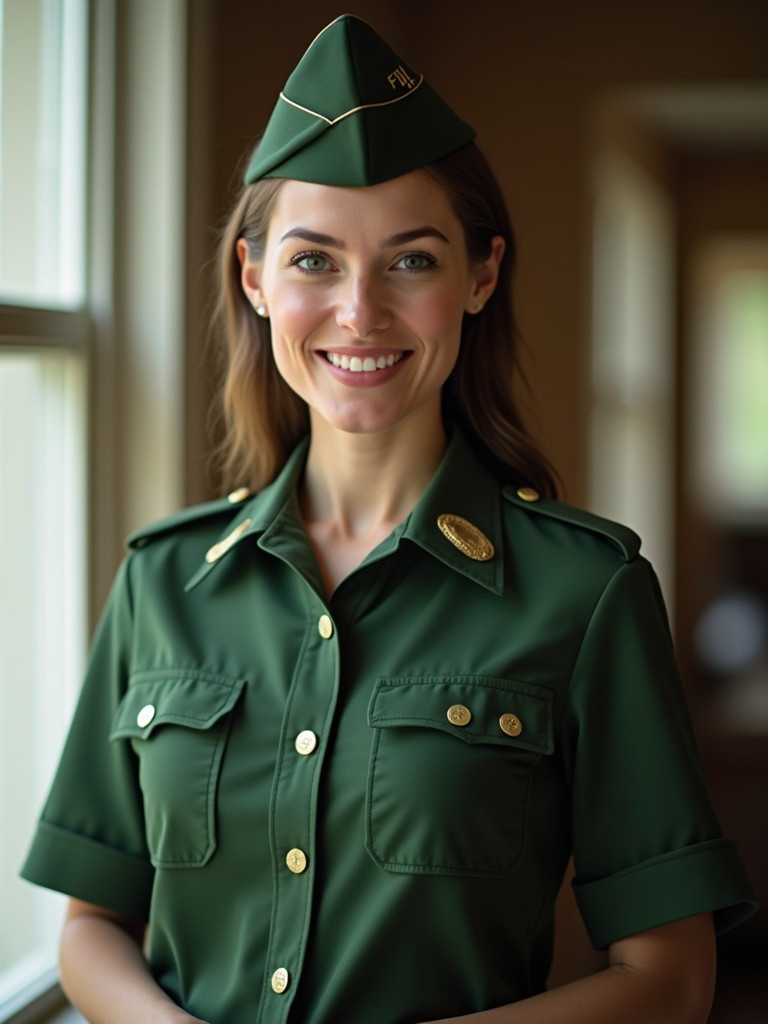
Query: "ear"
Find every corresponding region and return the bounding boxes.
[236,237,266,311]
[466,235,505,314]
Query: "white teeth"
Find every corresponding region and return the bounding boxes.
[326,352,402,372]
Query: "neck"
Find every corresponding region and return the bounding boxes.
[301,413,447,538]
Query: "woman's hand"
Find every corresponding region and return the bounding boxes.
[59,899,210,1024]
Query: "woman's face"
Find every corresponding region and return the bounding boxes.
[238,170,502,439]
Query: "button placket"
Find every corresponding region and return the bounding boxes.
[258,601,340,1024]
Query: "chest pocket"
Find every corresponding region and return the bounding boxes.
[110,670,245,868]
[366,676,554,877]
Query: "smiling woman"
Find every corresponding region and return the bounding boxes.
[236,173,502,447]
[20,13,757,1024]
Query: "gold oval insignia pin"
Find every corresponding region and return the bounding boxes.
[436,514,495,562]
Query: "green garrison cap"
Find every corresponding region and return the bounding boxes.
[244,14,476,187]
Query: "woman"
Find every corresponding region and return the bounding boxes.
[22,15,756,1024]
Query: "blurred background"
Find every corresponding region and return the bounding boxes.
[0,1,766,1021]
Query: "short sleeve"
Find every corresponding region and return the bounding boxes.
[20,556,155,919]
[565,557,757,948]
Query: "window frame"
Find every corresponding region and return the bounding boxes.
[0,0,189,1019]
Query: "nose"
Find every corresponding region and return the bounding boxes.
[335,273,391,337]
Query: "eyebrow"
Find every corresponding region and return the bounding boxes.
[279,225,450,248]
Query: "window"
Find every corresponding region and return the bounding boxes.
[1,0,190,1015]
[590,147,676,602]
[0,0,87,307]
[0,0,89,1013]
[690,239,768,521]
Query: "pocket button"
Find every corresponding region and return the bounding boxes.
[500,713,523,737]
[136,704,156,728]
[447,704,472,727]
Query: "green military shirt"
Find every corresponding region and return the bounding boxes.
[22,430,756,1024]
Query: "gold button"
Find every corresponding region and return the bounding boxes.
[295,730,318,756]
[516,487,540,502]
[436,514,494,561]
[205,518,252,564]
[227,486,250,503]
[500,713,523,737]
[271,968,289,994]
[286,848,308,874]
[447,704,472,727]
[318,614,334,639]
[136,704,156,728]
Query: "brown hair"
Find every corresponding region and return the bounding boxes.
[424,144,559,497]
[212,142,559,497]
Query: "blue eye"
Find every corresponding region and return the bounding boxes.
[292,252,331,273]
[396,252,436,271]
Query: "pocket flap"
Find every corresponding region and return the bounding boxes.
[368,675,553,755]
[110,670,245,740]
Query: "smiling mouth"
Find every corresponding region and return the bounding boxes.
[324,352,407,372]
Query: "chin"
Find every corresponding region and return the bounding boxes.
[316,402,403,436]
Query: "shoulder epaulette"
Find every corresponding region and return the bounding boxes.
[126,488,253,550]
[502,485,641,561]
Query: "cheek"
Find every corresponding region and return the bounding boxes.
[423,305,465,360]
[267,293,323,367]
[276,300,336,362]
[412,282,468,335]
[269,332,305,388]
[270,292,316,334]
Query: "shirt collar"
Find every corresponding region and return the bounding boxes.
[186,430,504,595]
[400,429,503,594]
[185,438,311,592]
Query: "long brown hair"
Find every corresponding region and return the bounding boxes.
[212,142,559,497]
[424,144,559,497]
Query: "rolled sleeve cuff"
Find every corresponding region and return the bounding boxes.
[21,820,154,920]
[574,838,758,949]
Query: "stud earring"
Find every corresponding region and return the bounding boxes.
[472,301,481,312]
[256,303,269,318]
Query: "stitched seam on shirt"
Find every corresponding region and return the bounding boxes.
[298,643,338,987]
[371,716,542,747]
[375,674,549,692]
[258,617,315,1020]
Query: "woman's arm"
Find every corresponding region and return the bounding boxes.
[426,912,716,1024]
[59,898,207,1024]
